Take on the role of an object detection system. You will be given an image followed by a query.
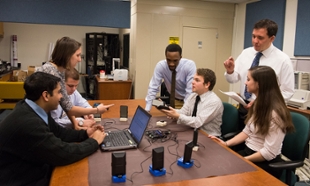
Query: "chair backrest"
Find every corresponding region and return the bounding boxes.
[282,112,310,161]
[221,102,239,136]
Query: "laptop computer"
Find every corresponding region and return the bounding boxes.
[100,105,152,151]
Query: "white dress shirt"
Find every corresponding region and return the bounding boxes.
[224,44,294,101]
[51,90,92,128]
[177,91,223,136]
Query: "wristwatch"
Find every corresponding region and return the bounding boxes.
[78,120,84,127]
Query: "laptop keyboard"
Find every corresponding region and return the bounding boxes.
[105,132,132,147]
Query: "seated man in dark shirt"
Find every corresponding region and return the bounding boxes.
[0,72,106,186]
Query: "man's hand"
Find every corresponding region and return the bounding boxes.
[87,123,105,144]
[73,120,87,130]
[84,114,94,120]
[82,119,96,128]
[224,56,235,74]
[161,107,180,120]
[90,130,106,145]
[87,123,104,137]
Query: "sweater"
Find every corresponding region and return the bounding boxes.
[0,100,99,186]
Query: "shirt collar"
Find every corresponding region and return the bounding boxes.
[260,43,274,58]
[196,91,211,102]
[25,98,49,125]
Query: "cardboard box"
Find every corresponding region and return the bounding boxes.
[28,66,36,76]
[12,70,27,82]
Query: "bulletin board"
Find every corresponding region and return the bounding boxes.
[244,0,286,50]
[294,0,310,56]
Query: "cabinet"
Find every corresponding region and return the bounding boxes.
[96,76,132,100]
[0,22,4,38]
[85,33,120,99]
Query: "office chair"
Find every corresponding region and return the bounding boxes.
[269,112,310,186]
[220,102,239,141]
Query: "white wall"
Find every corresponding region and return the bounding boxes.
[131,0,235,101]
[0,23,119,74]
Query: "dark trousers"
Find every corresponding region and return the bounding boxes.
[238,145,283,178]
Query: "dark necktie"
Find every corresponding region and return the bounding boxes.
[192,95,200,117]
[244,52,263,100]
[170,70,176,108]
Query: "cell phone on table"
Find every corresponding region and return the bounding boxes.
[93,103,101,118]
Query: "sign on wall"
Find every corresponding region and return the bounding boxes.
[169,37,179,44]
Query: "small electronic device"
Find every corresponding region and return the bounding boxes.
[93,103,101,120]
[152,146,164,171]
[120,105,128,121]
[111,151,126,183]
[149,146,166,176]
[177,141,194,168]
[152,99,170,110]
[146,129,170,139]
[193,128,199,147]
[183,141,194,163]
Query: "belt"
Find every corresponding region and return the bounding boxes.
[175,98,184,102]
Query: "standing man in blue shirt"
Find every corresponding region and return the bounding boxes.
[145,44,196,111]
[51,68,95,129]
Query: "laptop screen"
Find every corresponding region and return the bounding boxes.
[129,106,152,146]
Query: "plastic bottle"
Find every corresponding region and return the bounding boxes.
[100,70,105,79]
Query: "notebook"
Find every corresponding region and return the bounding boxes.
[100,105,152,151]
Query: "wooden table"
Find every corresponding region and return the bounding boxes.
[288,106,310,120]
[96,76,132,100]
[50,99,286,186]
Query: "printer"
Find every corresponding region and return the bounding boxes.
[287,89,310,109]
[113,69,128,81]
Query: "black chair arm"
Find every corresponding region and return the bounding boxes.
[222,132,238,141]
[269,160,304,170]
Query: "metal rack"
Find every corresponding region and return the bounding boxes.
[85,32,120,99]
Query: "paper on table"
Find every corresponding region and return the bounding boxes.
[219,90,247,106]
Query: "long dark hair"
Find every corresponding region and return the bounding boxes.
[245,66,294,135]
[51,37,81,69]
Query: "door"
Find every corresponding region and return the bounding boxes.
[182,27,217,70]
[123,34,130,69]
